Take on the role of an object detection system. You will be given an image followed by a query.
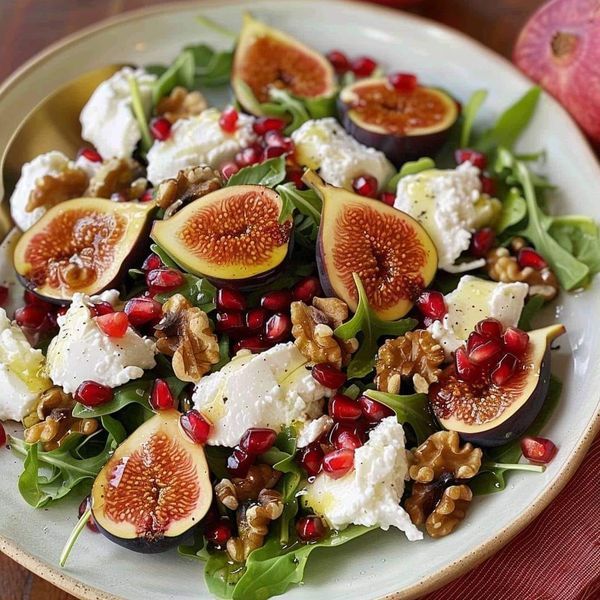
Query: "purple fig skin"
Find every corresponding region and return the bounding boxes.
[316,233,337,300]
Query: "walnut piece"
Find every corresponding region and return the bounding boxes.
[86,158,147,201]
[27,168,89,212]
[215,465,281,511]
[375,330,444,394]
[156,86,207,123]
[154,165,222,210]
[154,294,220,382]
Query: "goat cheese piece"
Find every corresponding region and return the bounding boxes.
[291,118,395,191]
[428,275,528,357]
[80,67,156,159]
[46,293,155,394]
[192,342,334,447]
[146,108,257,185]
[297,415,334,448]
[303,417,422,540]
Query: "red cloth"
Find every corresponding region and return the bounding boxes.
[420,434,600,600]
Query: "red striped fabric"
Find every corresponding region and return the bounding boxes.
[420,434,600,600]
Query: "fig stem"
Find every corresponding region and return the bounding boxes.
[483,461,545,473]
[128,77,153,153]
[59,507,91,568]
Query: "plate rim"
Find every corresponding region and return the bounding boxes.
[0,1,599,599]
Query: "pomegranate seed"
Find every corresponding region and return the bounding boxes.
[358,395,394,422]
[260,290,292,312]
[95,312,129,338]
[327,49,351,74]
[455,148,487,170]
[518,247,547,270]
[323,448,355,479]
[287,168,306,189]
[468,337,503,365]
[140,189,154,203]
[77,147,102,163]
[503,327,530,356]
[219,107,239,133]
[74,381,113,408]
[454,347,482,383]
[264,145,287,159]
[480,175,497,196]
[124,297,162,327]
[57,306,68,317]
[415,290,447,321]
[246,308,268,331]
[292,276,322,303]
[352,175,378,198]
[227,446,255,477]
[388,72,418,93]
[14,305,49,330]
[296,516,327,542]
[265,131,295,152]
[217,288,247,311]
[521,436,557,464]
[142,253,162,272]
[467,331,487,354]
[351,56,377,78]
[205,517,232,547]
[78,496,99,533]
[253,117,286,135]
[23,290,55,309]
[239,428,277,454]
[0,285,8,307]
[333,428,363,450]
[180,409,211,444]
[328,393,362,421]
[150,117,172,141]
[490,353,519,386]
[146,268,184,294]
[221,162,240,180]
[232,335,271,353]
[475,318,503,339]
[312,363,347,389]
[470,228,496,258]
[89,301,114,317]
[265,313,292,342]
[0,422,6,447]
[379,191,396,206]
[235,145,262,166]
[215,311,245,333]
[299,443,324,477]
[150,378,176,411]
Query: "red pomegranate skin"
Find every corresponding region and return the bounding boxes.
[513,0,600,143]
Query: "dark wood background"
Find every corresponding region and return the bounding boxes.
[0,0,545,598]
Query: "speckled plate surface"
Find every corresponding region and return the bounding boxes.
[1,1,600,599]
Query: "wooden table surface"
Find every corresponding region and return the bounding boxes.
[0,0,546,599]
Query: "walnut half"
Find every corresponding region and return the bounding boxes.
[154,165,222,210]
[27,168,89,212]
[156,86,208,123]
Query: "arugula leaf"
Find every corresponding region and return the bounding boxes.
[155,273,217,312]
[334,274,417,378]
[276,183,322,227]
[205,551,243,599]
[150,243,179,268]
[226,156,287,187]
[185,44,233,88]
[204,446,231,480]
[496,187,527,233]
[460,89,488,148]
[128,76,153,152]
[518,295,546,331]
[385,157,436,192]
[363,390,435,444]
[549,216,600,275]
[179,530,210,562]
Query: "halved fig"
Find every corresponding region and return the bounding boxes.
[13,198,154,303]
[429,324,565,447]
[304,170,437,320]
[338,78,459,165]
[232,13,337,116]
[91,409,212,553]
[151,185,293,289]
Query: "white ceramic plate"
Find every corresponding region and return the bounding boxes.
[1,2,600,599]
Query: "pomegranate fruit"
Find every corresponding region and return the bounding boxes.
[322,448,354,479]
[0,285,8,307]
[239,428,277,454]
[299,443,324,477]
[75,381,114,408]
[150,379,176,411]
[292,276,322,303]
[216,288,247,311]
[327,49,351,74]
[205,517,233,547]
[521,435,558,464]
[227,446,255,477]
[150,117,172,141]
[180,410,212,444]
[296,516,327,541]
[124,297,162,327]
[388,72,418,93]
[328,393,362,421]
[358,395,394,422]
[219,107,239,133]
[260,290,292,312]
[311,363,346,389]
[352,175,378,198]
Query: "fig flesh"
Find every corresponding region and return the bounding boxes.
[13,198,154,303]
[304,170,437,320]
[151,185,293,289]
[91,409,212,553]
[338,78,458,165]
[429,324,565,447]
[232,13,337,116]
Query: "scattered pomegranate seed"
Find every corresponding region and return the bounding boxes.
[503,327,530,355]
[221,162,240,180]
[379,191,396,206]
[323,448,355,479]
[150,378,176,411]
[146,268,185,294]
[521,436,557,464]
[265,313,292,342]
[296,516,327,542]
[351,56,377,78]
[287,168,306,189]
[57,306,68,317]
[470,228,496,258]
[518,247,547,270]
[333,428,363,450]
[299,443,324,477]
[467,331,486,354]
[0,285,9,307]
[260,290,292,312]
[490,353,519,386]
[232,335,271,354]
[216,288,247,311]
[95,312,129,338]
[246,308,268,331]
[388,72,418,93]
[180,409,212,444]
[264,130,294,152]
[311,363,347,389]
[140,189,155,203]
[327,49,351,74]
[142,254,162,273]
[0,422,6,447]
[77,147,102,163]
[89,301,114,317]
[219,107,239,133]
[204,517,232,547]
[150,117,172,141]
[239,428,277,454]
[227,446,255,477]
[328,393,362,421]
[352,175,378,198]
[235,145,262,167]
[480,174,497,196]
[253,117,286,135]
[292,276,322,303]
[14,305,51,330]
[264,145,287,159]
[358,395,394,422]
[215,311,245,333]
[23,290,55,308]
[75,381,114,408]
[468,337,503,365]
[78,496,99,533]
[475,318,503,339]
[454,347,482,383]
[415,290,447,321]
[124,297,162,327]
[455,148,487,170]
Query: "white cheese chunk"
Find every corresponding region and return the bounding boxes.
[297,415,334,448]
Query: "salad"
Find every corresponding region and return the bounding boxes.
[1,12,599,600]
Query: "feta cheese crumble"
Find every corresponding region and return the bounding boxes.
[297,415,334,448]
[428,275,528,357]
[80,67,156,159]
[291,118,395,191]
[146,108,257,185]
[192,342,333,447]
[303,417,422,540]
[46,293,156,394]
